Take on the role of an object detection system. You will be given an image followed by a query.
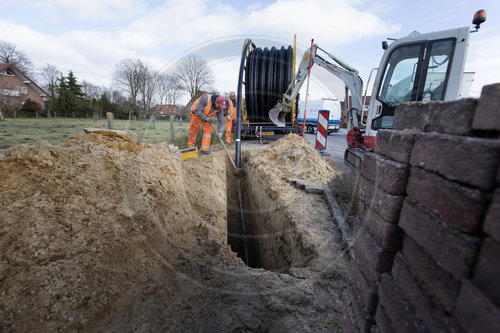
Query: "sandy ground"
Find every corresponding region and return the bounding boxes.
[0,132,348,332]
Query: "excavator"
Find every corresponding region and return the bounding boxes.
[269,9,487,169]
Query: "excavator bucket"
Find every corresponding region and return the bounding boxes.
[269,107,287,127]
[269,100,291,127]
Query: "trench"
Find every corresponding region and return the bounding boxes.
[226,155,309,273]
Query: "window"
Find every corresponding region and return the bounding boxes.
[17,86,28,94]
[420,39,455,101]
[372,38,456,130]
[378,43,424,107]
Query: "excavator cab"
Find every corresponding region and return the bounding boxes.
[365,25,472,137]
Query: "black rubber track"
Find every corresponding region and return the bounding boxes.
[244,45,293,123]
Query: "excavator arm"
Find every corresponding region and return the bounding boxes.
[269,44,364,130]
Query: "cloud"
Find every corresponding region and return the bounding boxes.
[3,0,401,89]
[18,0,148,24]
[115,0,399,50]
[464,30,500,96]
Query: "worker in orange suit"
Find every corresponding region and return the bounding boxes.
[187,93,226,155]
[224,92,237,143]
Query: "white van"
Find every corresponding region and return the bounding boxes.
[297,98,341,134]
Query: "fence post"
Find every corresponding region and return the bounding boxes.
[148,114,156,129]
[0,109,4,121]
[107,112,114,129]
[170,115,175,142]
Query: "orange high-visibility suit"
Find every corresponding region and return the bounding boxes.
[188,94,225,152]
[225,98,236,143]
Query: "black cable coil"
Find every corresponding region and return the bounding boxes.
[244,46,294,124]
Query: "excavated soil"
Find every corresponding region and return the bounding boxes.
[0,132,348,332]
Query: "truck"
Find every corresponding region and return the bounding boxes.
[297,98,341,135]
[269,9,487,169]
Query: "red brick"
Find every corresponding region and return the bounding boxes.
[399,198,481,280]
[410,133,500,191]
[472,83,500,131]
[473,238,500,307]
[351,259,378,314]
[359,176,405,224]
[484,189,500,243]
[374,304,395,333]
[361,206,403,251]
[378,274,428,333]
[374,129,415,164]
[407,166,490,233]
[392,253,460,332]
[352,287,375,333]
[354,226,396,274]
[394,99,478,135]
[402,236,461,314]
[361,153,409,195]
[455,280,500,333]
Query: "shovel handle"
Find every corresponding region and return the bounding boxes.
[212,123,237,169]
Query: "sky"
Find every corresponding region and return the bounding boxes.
[2,0,499,104]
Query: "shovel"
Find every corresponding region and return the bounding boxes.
[211,123,238,170]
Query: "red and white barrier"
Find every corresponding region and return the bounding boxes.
[315,110,329,149]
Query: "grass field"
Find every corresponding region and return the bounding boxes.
[0,118,223,150]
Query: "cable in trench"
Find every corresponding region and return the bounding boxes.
[236,176,249,265]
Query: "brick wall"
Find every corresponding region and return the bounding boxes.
[345,83,500,332]
[0,73,46,108]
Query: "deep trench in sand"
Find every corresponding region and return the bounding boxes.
[226,156,309,273]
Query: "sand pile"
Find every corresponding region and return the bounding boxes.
[0,132,348,332]
[0,132,236,332]
[244,134,338,184]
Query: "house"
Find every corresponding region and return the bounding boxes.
[154,104,177,117]
[0,63,49,109]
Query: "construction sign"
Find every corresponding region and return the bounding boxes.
[315,110,329,150]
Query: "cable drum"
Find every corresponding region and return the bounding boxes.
[244,46,293,123]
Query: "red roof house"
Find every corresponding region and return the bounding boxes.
[154,104,176,116]
[0,63,49,108]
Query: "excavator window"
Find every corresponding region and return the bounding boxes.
[373,42,425,129]
[419,39,456,101]
[373,38,456,130]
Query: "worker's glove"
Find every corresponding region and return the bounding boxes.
[217,132,223,138]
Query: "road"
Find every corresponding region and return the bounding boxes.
[303,128,348,166]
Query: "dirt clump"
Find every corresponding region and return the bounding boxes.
[0,132,348,332]
[0,132,237,332]
[244,133,338,184]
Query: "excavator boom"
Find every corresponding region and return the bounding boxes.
[269,45,363,130]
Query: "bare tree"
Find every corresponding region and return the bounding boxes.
[113,58,147,119]
[39,64,61,99]
[0,41,33,75]
[176,56,214,99]
[158,73,183,107]
[108,89,127,105]
[139,66,158,114]
[81,80,102,102]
